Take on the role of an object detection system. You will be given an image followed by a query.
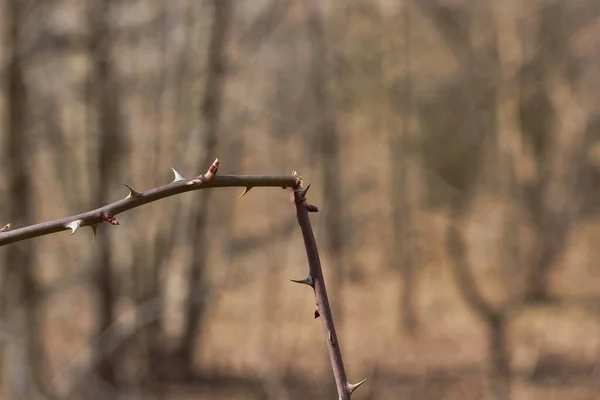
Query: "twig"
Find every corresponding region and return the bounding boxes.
[0,159,300,246]
[291,178,366,399]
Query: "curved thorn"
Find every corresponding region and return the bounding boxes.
[0,223,11,232]
[290,275,314,288]
[90,224,98,241]
[124,183,142,199]
[239,186,254,198]
[170,167,185,182]
[346,378,367,394]
[66,220,84,235]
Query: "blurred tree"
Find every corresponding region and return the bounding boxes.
[87,0,129,390]
[414,1,509,398]
[1,0,48,397]
[306,0,346,327]
[390,1,418,334]
[178,0,232,379]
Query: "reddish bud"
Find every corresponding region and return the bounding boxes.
[307,204,319,212]
[104,214,120,225]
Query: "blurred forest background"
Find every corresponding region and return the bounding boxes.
[0,0,599,399]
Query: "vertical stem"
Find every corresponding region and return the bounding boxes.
[293,190,350,400]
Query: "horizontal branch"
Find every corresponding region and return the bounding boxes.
[0,159,300,247]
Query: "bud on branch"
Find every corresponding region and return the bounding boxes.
[0,159,300,246]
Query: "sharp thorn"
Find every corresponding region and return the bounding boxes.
[124,183,142,199]
[66,220,84,235]
[0,223,11,232]
[299,183,311,197]
[238,186,254,198]
[314,308,320,319]
[90,224,98,241]
[346,378,368,394]
[171,167,185,182]
[290,275,314,288]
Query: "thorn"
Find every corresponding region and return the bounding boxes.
[124,183,142,199]
[204,158,219,180]
[346,378,368,394]
[171,167,185,182]
[307,204,319,212]
[104,214,120,225]
[0,223,11,232]
[299,183,311,197]
[90,224,98,241]
[314,308,320,319]
[66,220,84,235]
[290,275,314,288]
[238,186,253,198]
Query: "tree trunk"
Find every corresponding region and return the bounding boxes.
[178,0,232,378]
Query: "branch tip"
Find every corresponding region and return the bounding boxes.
[66,220,84,235]
[238,186,254,198]
[290,275,314,288]
[346,378,368,394]
[170,167,185,182]
[124,183,142,199]
[0,223,12,232]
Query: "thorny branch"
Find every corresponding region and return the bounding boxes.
[0,159,299,246]
[291,175,366,399]
[0,160,364,397]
